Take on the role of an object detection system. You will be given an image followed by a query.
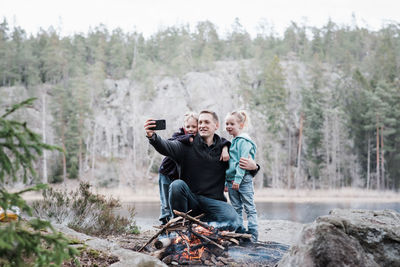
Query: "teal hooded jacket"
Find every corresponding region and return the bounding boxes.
[225,133,257,185]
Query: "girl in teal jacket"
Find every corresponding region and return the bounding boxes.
[225,110,258,242]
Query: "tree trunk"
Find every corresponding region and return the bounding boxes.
[41,92,48,183]
[91,122,97,180]
[287,128,292,189]
[61,135,67,181]
[376,121,380,190]
[295,113,304,190]
[367,135,371,189]
[380,126,385,189]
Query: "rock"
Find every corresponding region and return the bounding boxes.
[52,223,167,267]
[278,209,400,267]
[257,220,304,246]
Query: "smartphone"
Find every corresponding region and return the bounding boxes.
[151,119,166,130]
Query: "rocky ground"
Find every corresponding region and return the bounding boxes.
[55,209,400,266]
[53,219,304,266]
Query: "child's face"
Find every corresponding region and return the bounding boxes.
[225,115,242,137]
[184,117,198,135]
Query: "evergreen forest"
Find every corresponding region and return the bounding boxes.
[1,17,399,190]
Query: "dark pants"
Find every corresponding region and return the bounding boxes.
[168,180,240,231]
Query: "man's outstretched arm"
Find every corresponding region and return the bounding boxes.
[144,119,184,163]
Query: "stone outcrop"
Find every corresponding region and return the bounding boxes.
[278,209,400,267]
[52,223,166,267]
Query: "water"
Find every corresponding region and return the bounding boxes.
[123,201,400,229]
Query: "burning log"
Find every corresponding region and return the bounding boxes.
[190,228,225,250]
[154,237,172,249]
[138,215,183,252]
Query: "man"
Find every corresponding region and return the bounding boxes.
[144,110,259,230]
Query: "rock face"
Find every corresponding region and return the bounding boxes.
[278,209,400,267]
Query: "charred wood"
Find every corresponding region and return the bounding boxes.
[154,237,172,249]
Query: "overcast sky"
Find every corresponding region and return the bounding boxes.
[1,0,399,38]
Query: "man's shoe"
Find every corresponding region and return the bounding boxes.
[160,217,169,225]
[235,225,246,234]
[247,229,258,242]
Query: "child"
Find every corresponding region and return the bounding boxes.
[225,110,258,242]
[158,112,199,225]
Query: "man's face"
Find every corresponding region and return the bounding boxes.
[198,113,219,138]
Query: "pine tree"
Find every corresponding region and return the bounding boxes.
[301,55,326,187]
[0,98,76,266]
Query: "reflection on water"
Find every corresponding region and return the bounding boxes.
[122,201,400,229]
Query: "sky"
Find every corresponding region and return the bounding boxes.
[1,0,399,38]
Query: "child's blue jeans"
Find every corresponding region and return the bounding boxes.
[227,174,258,234]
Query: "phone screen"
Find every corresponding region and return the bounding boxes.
[152,120,166,130]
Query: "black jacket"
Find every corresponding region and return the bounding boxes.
[149,133,230,201]
[158,128,192,180]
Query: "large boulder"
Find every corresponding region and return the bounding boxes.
[278,209,400,267]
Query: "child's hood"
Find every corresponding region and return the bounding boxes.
[234,133,257,149]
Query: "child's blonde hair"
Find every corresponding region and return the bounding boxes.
[227,110,250,129]
[184,112,199,123]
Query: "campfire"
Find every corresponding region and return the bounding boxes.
[138,210,253,265]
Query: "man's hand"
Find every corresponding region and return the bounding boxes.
[232,182,240,191]
[144,119,156,138]
[239,156,257,170]
[224,186,228,192]
[220,146,230,161]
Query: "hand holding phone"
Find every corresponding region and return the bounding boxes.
[144,119,166,138]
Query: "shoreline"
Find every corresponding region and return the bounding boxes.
[22,186,400,203]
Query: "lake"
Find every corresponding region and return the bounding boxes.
[121,201,400,230]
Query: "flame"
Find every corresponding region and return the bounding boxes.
[170,224,213,261]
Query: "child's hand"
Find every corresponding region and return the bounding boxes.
[220,147,230,161]
[224,186,228,192]
[232,182,240,191]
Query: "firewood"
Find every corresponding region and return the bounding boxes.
[200,249,211,262]
[228,238,240,245]
[138,216,183,252]
[173,210,214,231]
[177,232,191,252]
[217,256,229,264]
[163,225,187,232]
[220,240,231,247]
[204,260,213,266]
[190,229,225,250]
[154,237,172,249]
[210,254,218,264]
[220,232,252,239]
[150,247,166,259]
[162,255,173,264]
